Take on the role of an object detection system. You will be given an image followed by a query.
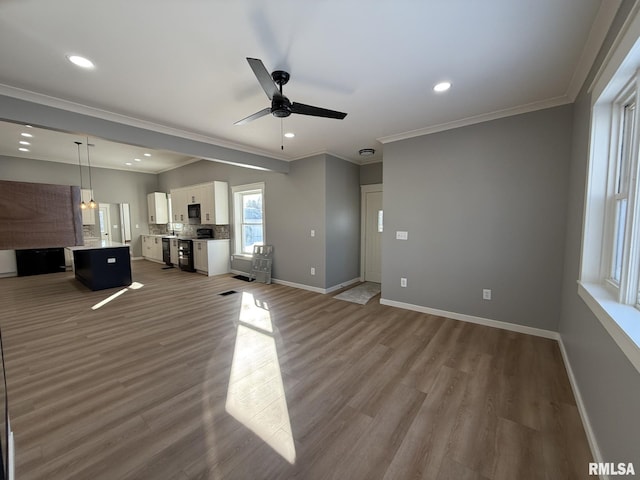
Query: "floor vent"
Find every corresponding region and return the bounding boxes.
[218,290,239,296]
[233,275,254,282]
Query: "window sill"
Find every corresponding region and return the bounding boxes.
[578,281,640,373]
[232,254,253,261]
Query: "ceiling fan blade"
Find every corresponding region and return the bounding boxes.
[290,102,347,120]
[247,57,279,100]
[234,107,272,126]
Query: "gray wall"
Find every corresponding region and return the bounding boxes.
[382,105,572,331]
[360,161,382,185]
[558,0,640,466]
[325,155,361,286]
[0,155,158,256]
[159,153,361,290]
[160,156,325,288]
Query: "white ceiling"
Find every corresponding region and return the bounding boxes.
[0,0,619,172]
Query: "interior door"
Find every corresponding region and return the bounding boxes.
[364,191,383,283]
[98,204,112,241]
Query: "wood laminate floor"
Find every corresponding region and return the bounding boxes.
[0,260,592,479]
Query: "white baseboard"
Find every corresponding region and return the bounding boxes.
[324,277,362,294]
[557,336,605,475]
[230,270,361,294]
[271,278,327,293]
[379,298,559,339]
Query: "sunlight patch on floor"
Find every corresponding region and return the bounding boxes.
[91,281,144,310]
[225,292,296,464]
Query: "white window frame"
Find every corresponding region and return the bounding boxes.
[232,182,265,258]
[580,9,640,374]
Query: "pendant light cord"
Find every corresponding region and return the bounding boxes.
[75,141,83,188]
[280,119,284,151]
[86,137,93,192]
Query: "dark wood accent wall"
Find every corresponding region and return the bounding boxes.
[0,180,83,249]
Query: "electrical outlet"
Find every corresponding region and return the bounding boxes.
[310,229,315,237]
[311,267,316,276]
[401,277,407,287]
[396,231,408,240]
[483,289,492,300]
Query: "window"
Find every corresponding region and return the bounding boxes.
[606,92,636,296]
[580,16,640,373]
[232,183,265,255]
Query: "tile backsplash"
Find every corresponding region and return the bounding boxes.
[149,223,230,239]
[83,225,99,238]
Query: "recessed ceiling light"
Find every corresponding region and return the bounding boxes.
[125,162,132,166]
[19,141,30,145]
[67,55,95,69]
[21,132,33,138]
[18,147,29,152]
[433,81,451,93]
[143,153,151,157]
[25,124,33,128]
[134,158,141,162]
[284,132,295,138]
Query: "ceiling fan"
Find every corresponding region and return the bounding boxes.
[234,57,347,126]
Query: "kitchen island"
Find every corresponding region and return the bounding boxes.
[66,240,131,291]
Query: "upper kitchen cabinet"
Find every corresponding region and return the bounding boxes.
[201,181,228,224]
[186,184,204,205]
[170,188,187,223]
[81,189,96,225]
[147,192,168,224]
[170,182,228,225]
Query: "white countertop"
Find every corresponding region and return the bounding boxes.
[66,240,131,251]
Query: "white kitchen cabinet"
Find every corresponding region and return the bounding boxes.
[170,188,188,223]
[147,192,168,224]
[0,250,17,278]
[201,181,229,224]
[193,239,230,276]
[170,238,179,265]
[64,248,74,271]
[170,182,229,225]
[186,184,203,205]
[141,235,163,263]
[81,189,96,225]
[193,240,207,272]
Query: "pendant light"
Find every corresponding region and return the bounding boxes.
[86,136,97,208]
[75,141,88,210]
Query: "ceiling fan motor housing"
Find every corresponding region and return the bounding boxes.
[272,95,292,117]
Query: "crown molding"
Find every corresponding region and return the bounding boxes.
[566,0,622,101]
[377,95,570,144]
